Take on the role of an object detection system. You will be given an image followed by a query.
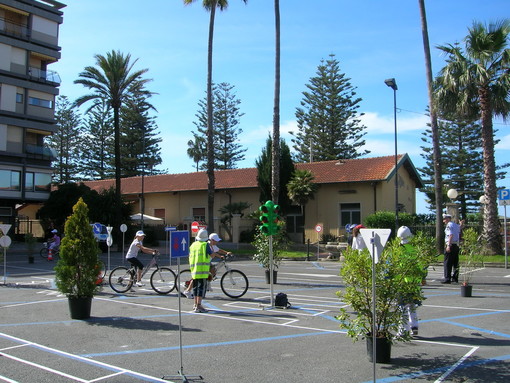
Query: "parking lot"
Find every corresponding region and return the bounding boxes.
[1,251,509,382]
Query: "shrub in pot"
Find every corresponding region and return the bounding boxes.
[336,238,426,362]
[54,198,100,319]
[251,224,287,283]
[459,227,482,297]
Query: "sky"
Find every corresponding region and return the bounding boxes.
[52,0,510,214]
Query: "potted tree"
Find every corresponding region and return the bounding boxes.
[336,238,426,363]
[252,225,286,283]
[459,227,481,297]
[25,233,37,264]
[54,198,101,319]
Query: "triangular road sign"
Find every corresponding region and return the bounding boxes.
[360,228,392,263]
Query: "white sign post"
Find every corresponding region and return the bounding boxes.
[315,224,322,260]
[359,228,392,382]
[498,189,510,269]
[0,225,12,285]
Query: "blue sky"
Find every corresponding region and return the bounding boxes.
[52,0,510,214]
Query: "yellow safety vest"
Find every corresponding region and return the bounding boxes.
[189,241,210,279]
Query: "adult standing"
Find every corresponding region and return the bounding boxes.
[188,229,219,313]
[351,224,366,251]
[442,214,461,284]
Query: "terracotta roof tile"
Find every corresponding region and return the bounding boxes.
[83,154,422,194]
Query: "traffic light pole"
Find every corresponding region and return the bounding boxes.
[269,235,274,307]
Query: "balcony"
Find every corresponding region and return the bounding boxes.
[0,17,29,39]
[28,67,61,84]
[25,144,57,160]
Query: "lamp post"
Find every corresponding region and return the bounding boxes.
[385,78,398,231]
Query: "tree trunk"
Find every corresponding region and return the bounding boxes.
[418,0,444,253]
[479,88,502,254]
[206,4,216,231]
[271,0,281,204]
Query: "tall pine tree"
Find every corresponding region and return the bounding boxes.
[291,54,368,162]
[49,96,82,183]
[120,94,163,177]
[420,117,508,218]
[192,82,246,170]
[79,102,115,180]
[256,136,294,214]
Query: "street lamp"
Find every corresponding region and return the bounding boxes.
[385,78,398,231]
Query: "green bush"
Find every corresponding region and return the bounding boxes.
[363,211,416,230]
[54,198,101,298]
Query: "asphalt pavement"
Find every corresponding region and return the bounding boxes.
[1,246,509,383]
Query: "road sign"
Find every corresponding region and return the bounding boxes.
[360,228,391,264]
[171,230,189,258]
[0,235,11,248]
[0,224,12,235]
[92,223,102,234]
[499,189,510,201]
[165,226,176,232]
[191,221,199,233]
[315,224,323,233]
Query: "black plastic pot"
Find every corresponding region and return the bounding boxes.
[460,284,473,297]
[265,269,277,284]
[366,336,392,364]
[68,296,92,320]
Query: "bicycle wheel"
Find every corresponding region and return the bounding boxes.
[177,269,193,294]
[220,270,249,298]
[39,247,48,258]
[109,266,134,293]
[150,267,177,295]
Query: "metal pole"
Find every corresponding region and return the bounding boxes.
[393,88,399,231]
[505,205,508,269]
[371,231,377,382]
[269,235,274,307]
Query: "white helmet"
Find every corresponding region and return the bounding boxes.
[196,228,209,242]
[397,226,412,244]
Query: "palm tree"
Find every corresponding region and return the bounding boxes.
[74,50,152,232]
[184,0,248,231]
[272,0,281,203]
[435,20,510,254]
[418,0,444,253]
[287,169,318,243]
[187,135,206,171]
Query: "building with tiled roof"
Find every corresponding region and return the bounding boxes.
[82,154,423,244]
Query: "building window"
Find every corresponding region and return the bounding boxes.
[286,205,304,234]
[340,203,361,227]
[24,172,50,192]
[28,97,53,109]
[154,209,165,219]
[0,170,21,191]
[192,207,206,222]
[16,93,23,103]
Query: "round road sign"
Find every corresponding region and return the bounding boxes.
[315,224,323,233]
[191,221,199,233]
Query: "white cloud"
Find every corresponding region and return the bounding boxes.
[361,112,429,134]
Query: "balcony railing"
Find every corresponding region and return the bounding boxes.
[28,67,61,84]
[0,17,29,38]
[25,144,57,160]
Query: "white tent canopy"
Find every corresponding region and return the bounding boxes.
[130,213,164,224]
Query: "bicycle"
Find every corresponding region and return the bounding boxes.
[108,251,177,295]
[39,242,59,259]
[177,254,249,299]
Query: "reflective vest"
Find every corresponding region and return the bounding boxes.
[189,241,210,279]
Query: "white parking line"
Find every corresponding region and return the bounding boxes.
[0,332,172,383]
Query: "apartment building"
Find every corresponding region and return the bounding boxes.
[0,0,64,227]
